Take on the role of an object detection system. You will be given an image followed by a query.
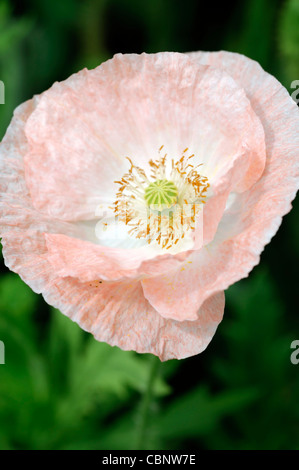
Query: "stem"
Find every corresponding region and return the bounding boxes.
[136,355,161,450]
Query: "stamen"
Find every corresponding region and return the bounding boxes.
[112,147,209,250]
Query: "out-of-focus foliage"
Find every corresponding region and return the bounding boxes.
[0,268,298,449]
[224,0,280,74]
[278,0,299,81]
[0,1,32,137]
[0,0,298,450]
[0,273,169,449]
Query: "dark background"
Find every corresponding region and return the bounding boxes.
[0,0,298,450]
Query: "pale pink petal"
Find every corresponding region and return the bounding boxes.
[43,277,225,361]
[45,233,186,281]
[23,52,265,225]
[1,209,224,359]
[21,52,267,278]
[142,52,299,320]
[0,103,224,360]
[1,216,224,360]
[0,103,223,360]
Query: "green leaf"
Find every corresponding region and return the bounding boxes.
[156,386,258,441]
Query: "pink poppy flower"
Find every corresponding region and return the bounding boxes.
[0,51,298,361]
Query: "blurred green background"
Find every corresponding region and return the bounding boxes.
[0,0,298,450]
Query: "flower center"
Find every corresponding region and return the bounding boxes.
[144,179,178,211]
[112,147,209,250]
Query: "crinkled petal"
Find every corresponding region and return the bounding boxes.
[1,206,224,360]
[0,100,200,356]
[141,51,299,321]
[43,277,225,361]
[23,52,265,225]
[45,233,187,281]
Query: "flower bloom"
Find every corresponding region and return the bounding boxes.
[0,51,298,360]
